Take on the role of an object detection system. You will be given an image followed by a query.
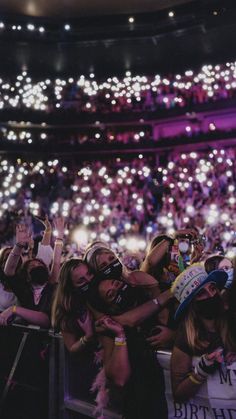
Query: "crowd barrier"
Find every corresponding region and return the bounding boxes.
[0,325,235,419]
[0,324,120,419]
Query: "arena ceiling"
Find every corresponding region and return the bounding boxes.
[0,0,193,18]
[0,0,235,77]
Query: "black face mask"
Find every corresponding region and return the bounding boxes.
[29,266,48,286]
[194,294,222,320]
[74,282,90,298]
[100,258,123,279]
[112,282,138,314]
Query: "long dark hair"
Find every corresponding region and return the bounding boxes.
[51,258,87,332]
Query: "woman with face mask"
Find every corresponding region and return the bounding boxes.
[51,258,96,353]
[84,241,163,296]
[0,220,64,328]
[170,264,236,402]
[204,254,235,289]
[84,242,178,418]
[84,241,173,328]
[88,275,169,419]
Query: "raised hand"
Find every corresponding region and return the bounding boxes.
[35,214,52,232]
[53,216,66,240]
[175,229,198,240]
[16,224,31,246]
[195,348,224,379]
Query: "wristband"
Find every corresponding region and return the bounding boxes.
[115,336,126,346]
[189,374,203,385]
[194,354,217,379]
[115,341,127,346]
[12,305,17,314]
[152,297,161,307]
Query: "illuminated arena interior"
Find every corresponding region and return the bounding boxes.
[0,1,235,419]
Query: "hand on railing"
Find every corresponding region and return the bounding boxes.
[0,306,15,326]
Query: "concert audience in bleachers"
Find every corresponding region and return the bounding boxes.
[1,61,236,116]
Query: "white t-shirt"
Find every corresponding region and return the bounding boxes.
[0,282,18,312]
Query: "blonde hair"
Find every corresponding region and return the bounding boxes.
[184,305,230,354]
[84,246,117,273]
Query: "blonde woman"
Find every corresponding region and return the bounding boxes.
[170,264,235,402]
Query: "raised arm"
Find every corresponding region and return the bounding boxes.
[4,224,31,277]
[49,216,65,283]
[140,239,171,273]
[37,215,52,246]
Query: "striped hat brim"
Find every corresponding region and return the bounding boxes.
[174,269,227,321]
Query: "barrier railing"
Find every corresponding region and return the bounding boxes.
[1,326,235,419]
[0,324,121,419]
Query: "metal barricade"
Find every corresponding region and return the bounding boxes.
[0,324,121,419]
